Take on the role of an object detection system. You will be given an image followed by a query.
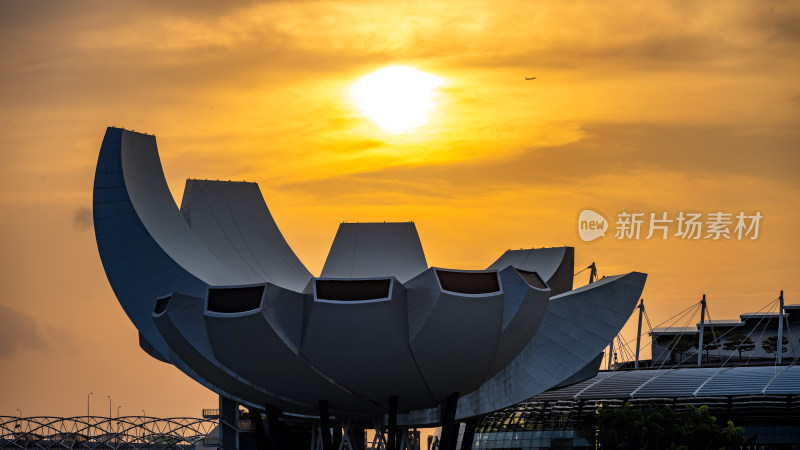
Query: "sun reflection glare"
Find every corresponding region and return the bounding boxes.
[350,66,443,134]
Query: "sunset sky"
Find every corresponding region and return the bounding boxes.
[1,1,798,419]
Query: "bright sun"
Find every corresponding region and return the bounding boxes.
[350,66,443,134]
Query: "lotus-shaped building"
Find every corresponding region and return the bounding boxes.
[93,127,646,432]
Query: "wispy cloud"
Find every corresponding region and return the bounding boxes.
[73,206,93,231]
[0,305,50,358]
[279,122,800,201]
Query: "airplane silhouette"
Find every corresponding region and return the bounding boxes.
[525,76,536,80]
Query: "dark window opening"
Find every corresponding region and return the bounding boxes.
[436,270,500,294]
[207,286,265,313]
[315,279,391,301]
[154,296,171,315]
[516,269,548,289]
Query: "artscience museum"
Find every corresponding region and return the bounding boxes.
[92,127,646,449]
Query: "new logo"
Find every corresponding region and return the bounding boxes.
[579,210,608,242]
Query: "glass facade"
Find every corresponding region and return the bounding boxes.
[467,396,800,449]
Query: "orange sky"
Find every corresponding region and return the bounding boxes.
[1,0,798,419]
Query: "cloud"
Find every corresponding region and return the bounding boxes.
[749,5,800,43]
[7,1,797,74]
[73,206,93,231]
[278,122,800,203]
[0,305,49,358]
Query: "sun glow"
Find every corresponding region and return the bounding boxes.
[350,66,443,134]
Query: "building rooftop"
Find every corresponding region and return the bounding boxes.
[533,365,800,401]
[651,326,696,335]
[651,307,800,335]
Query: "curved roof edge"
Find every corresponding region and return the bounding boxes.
[487,247,574,295]
[180,179,312,291]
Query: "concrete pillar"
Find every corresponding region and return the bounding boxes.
[351,423,366,450]
[265,404,287,450]
[249,407,269,450]
[219,396,239,450]
[387,396,398,450]
[459,418,477,450]
[439,392,459,450]
[319,400,332,450]
[332,420,342,450]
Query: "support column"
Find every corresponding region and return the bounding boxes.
[319,401,332,450]
[265,404,287,450]
[698,294,706,366]
[778,290,785,364]
[249,407,269,450]
[387,396,398,450]
[438,392,459,450]
[459,418,477,450]
[219,396,239,450]
[635,299,644,369]
[352,423,366,450]
[397,427,407,450]
[332,420,342,450]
